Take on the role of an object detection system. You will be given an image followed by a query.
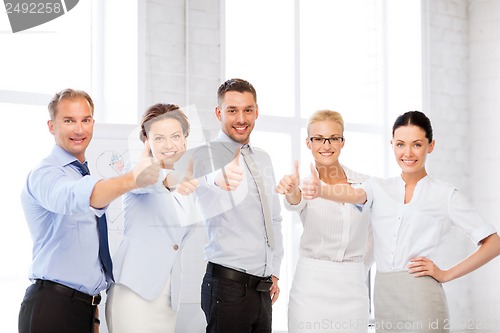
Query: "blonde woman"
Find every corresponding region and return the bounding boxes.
[302,111,500,332]
[277,110,372,333]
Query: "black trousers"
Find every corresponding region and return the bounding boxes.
[18,282,96,333]
[201,272,272,333]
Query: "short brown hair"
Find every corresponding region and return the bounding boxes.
[48,89,94,120]
[139,103,190,142]
[217,78,257,105]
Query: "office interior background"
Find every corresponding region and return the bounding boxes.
[1,0,499,332]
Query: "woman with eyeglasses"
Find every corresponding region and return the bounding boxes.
[276,110,373,333]
[301,111,500,332]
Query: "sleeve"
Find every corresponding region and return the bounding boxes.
[265,158,284,279]
[357,179,374,209]
[448,189,497,245]
[26,163,101,215]
[271,184,284,279]
[202,170,234,194]
[191,143,241,194]
[282,195,306,212]
[128,165,170,195]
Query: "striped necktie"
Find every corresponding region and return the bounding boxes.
[240,145,275,249]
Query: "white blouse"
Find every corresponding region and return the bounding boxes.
[364,175,497,272]
[285,165,373,268]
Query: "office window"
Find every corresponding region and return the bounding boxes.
[224,0,295,118]
[0,2,93,330]
[0,2,141,331]
[225,0,422,330]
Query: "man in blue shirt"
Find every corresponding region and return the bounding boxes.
[18,88,161,333]
[197,79,284,333]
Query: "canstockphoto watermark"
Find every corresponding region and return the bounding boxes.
[295,319,370,331]
[4,0,79,33]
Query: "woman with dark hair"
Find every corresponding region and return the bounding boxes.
[301,111,500,332]
[106,104,198,333]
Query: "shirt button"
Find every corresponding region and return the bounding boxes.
[173,244,179,251]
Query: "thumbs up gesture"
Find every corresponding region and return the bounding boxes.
[301,163,321,200]
[215,147,244,191]
[172,159,199,196]
[133,141,163,187]
[276,160,300,195]
[276,160,301,204]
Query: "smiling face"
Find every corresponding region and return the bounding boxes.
[307,120,345,168]
[48,97,94,162]
[391,125,435,179]
[147,118,186,167]
[216,91,258,145]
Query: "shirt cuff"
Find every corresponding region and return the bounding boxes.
[283,196,306,211]
[202,171,228,194]
[471,223,497,245]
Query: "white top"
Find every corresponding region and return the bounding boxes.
[364,175,497,272]
[285,165,373,270]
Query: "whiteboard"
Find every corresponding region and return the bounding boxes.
[86,122,208,333]
[86,122,138,254]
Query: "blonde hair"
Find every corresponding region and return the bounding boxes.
[307,110,344,135]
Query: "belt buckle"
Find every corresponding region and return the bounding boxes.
[91,295,99,306]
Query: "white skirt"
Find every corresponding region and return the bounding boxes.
[374,271,449,333]
[288,257,369,333]
[105,279,177,333]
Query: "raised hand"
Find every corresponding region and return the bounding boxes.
[133,141,162,188]
[215,147,244,191]
[275,160,302,205]
[276,160,300,195]
[301,163,321,200]
[174,159,199,196]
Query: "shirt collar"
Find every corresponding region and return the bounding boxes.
[398,174,430,186]
[215,130,252,149]
[51,144,88,168]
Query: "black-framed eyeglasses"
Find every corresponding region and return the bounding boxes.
[309,136,344,145]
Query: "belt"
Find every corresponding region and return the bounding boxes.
[35,279,101,306]
[206,262,271,288]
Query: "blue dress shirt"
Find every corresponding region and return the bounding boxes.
[195,131,284,278]
[21,145,107,295]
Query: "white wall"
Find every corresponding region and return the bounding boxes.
[143,1,221,332]
[468,0,500,331]
[423,0,475,330]
[142,0,500,332]
[424,0,500,331]
[144,0,220,131]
